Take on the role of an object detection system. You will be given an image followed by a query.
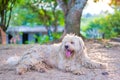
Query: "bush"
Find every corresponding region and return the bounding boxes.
[81,11,120,39]
[33,33,62,44]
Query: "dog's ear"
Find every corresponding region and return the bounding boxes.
[77,36,85,51]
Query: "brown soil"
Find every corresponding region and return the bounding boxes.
[0,40,120,80]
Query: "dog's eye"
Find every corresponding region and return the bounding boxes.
[71,41,74,44]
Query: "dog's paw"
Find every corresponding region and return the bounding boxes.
[16,66,28,75]
[88,62,107,69]
[72,68,86,75]
[34,67,47,73]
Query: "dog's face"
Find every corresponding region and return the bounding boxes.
[61,34,85,58]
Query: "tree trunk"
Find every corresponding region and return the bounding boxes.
[65,9,82,36]
[0,27,6,44]
[57,0,88,37]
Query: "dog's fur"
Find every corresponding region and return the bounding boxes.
[7,34,106,75]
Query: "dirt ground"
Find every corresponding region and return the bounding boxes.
[0,40,120,80]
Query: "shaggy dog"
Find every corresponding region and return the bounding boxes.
[7,34,106,75]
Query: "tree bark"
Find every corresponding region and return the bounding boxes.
[57,0,88,36]
[65,8,82,36]
[0,27,6,44]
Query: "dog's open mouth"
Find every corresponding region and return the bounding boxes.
[65,49,74,58]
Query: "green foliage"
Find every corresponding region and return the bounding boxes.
[81,11,120,39]
[26,33,62,44]
[0,0,16,31]
[37,33,62,44]
[52,32,62,40]
[10,1,42,26]
[10,0,65,28]
[35,35,50,44]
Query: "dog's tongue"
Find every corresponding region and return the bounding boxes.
[66,50,71,57]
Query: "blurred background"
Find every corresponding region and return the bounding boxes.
[0,0,120,44]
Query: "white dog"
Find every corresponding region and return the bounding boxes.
[7,34,107,75]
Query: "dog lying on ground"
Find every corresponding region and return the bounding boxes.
[7,34,107,75]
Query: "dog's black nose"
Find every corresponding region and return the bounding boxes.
[65,45,69,49]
